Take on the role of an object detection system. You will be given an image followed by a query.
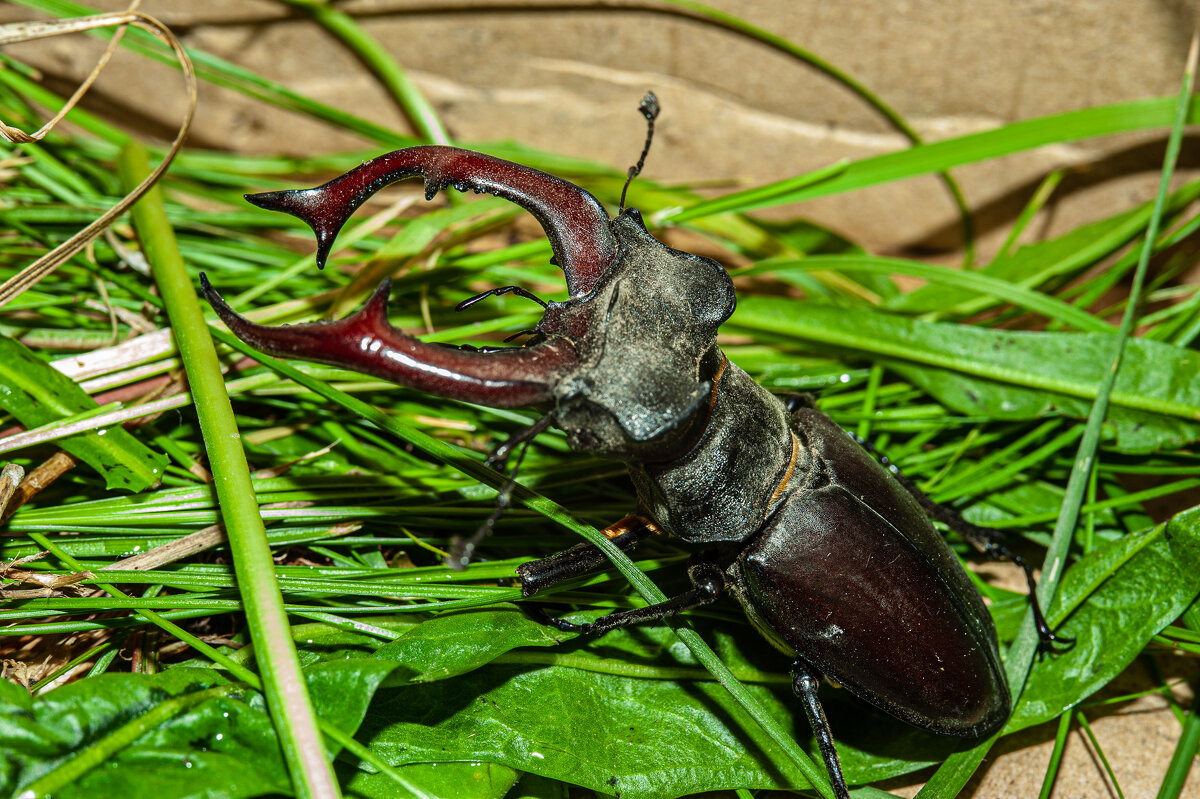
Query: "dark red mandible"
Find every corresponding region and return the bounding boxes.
[244,145,618,298]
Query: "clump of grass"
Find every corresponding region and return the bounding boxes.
[1,3,1199,799]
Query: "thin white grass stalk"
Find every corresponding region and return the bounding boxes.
[0,9,196,307]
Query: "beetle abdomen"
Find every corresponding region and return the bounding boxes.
[728,411,1010,738]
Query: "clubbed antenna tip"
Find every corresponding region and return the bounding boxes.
[619,91,660,214]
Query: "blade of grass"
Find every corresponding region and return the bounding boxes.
[9,0,415,149]
[276,0,451,146]
[658,0,976,263]
[742,255,1110,333]
[0,9,197,307]
[1155,602,1200,799]
[1037,710,1073,799]
[1076,710,1125,799]
[916,29,1198,799]
[0,335,165,489]
[994,170,1064,262]
[116,142,340,799]
[677,95,1200,221]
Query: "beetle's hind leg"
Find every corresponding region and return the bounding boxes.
[926,507,1074,654]
[849,432,1074,654]
[791,660,852,799]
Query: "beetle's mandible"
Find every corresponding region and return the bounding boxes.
[201,96,1067,798]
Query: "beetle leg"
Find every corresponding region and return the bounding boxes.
[790,660,852,799]
[446,413,557,571]
[502,329,541,344]
[945,525,1076,655]
[521,545,722,635]
[533,559,724,634]
[848,431,1074,654]
[783,393,818,413]
[517,515,656,596]
[485,413,557,471]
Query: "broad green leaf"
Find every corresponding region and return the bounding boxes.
[357,616,959,797]
[0,661,397,798]
[342,761,521,799]
[294,659,399,751]
[510,772,571,799]
[349,503,1200,798]
[1008,505,1200,731]
[359,665,800,798]
[0,669,286,799]
[730,298,1200,452]
[0,336,166,491]
[374,605,566,684]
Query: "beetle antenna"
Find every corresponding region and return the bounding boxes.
[456,285,547,312]
[619,91,660,214]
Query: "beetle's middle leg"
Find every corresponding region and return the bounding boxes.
[519,520,725,634]
[526,557,724,635]
[847,430,1074,653]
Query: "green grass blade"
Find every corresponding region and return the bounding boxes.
[1155,603,1200,798]
[1037,711,1073,799]
[676,96,1199,219]
[116,143,340,799]
[0,336,165,491]
[8,0,414,148]
[277,0,451,145]
[744,255,1110,332]
[657,0,976,263]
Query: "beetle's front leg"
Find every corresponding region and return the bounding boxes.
[517,515,657,595]
[791,660,852,799]
[446,413,559,569]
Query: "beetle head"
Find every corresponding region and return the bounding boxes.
[542,208,735,459]
[203,145,733,460]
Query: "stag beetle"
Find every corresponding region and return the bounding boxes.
[201,96,1069,798]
